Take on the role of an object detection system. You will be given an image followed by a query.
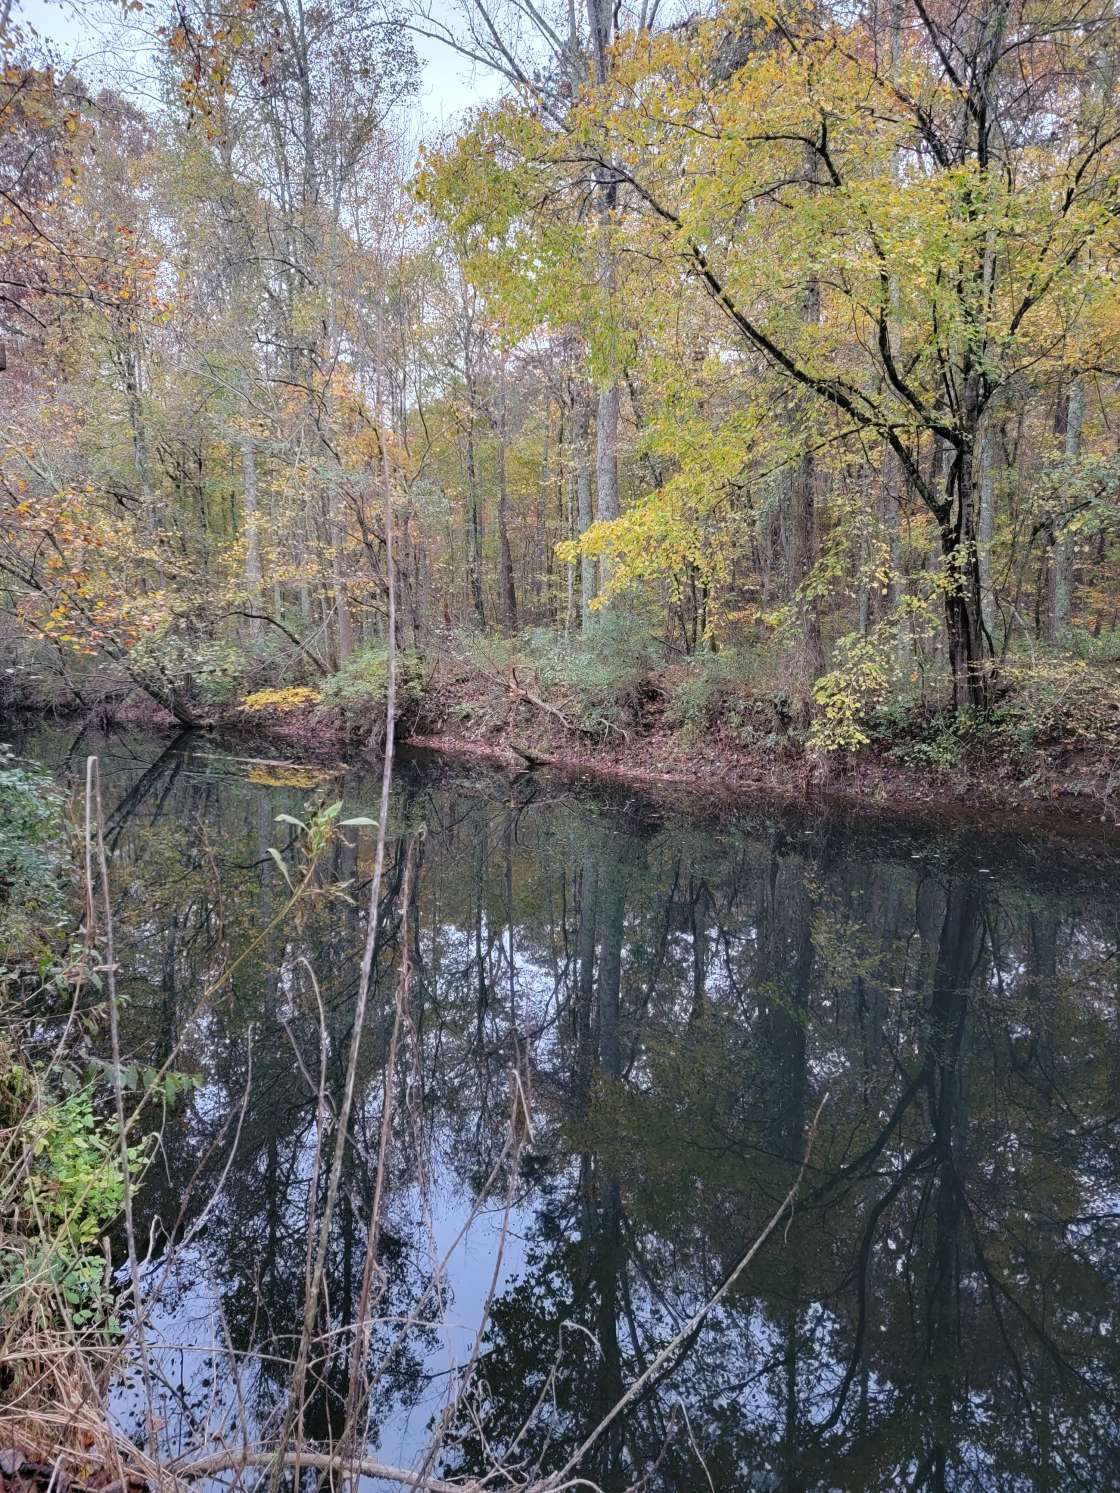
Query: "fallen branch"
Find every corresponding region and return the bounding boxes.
[508,667,574,733]
[170,1448,476,1493]
[186,752,344,775]
[219,612,329,675]
[509,740,557,768]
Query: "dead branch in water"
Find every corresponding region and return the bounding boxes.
[537,1091,829,1491]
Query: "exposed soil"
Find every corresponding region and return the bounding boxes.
[403,724,1120,836]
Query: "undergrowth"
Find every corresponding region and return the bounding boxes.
[0,751,159,1469]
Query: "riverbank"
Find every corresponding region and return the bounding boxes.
[6,635,1119,825]
[7,689,1119,832]
[404,719,1120,827]
[412,732,1120,832]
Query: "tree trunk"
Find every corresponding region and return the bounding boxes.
[977,418,996,646]
[464,415,486,628]
[328,482,353,665]
[942,373,995,707]
[789,267,824,701]
[592,153,621,594]
[790,443,822,683]
[1049,379,1083,642]
[940,514,990,710]
[881,0,908,668]
[496,363,518,631]
[880,442,907,665]
[595,382,620,565]
[576,388,596,627]
[238,373,264,645]
[124,337,154,508]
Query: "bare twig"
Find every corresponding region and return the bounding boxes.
[85,757,160,1479]
[172,1446,478,1492]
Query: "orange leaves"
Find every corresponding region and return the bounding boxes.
[0,459,174,657]
[162,8,241,130]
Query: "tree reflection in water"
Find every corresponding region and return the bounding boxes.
[23,724,1120,1492]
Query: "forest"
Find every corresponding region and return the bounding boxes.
[5,5,1120,1491]
[2,0,1120,806]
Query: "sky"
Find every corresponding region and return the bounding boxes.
[11,0,500,130]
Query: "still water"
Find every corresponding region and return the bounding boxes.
[17,724,1120,1491]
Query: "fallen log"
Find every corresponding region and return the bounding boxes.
[509,740,556,768]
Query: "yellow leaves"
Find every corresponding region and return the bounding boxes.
[240,687,321,715]
[246,764,331,788]
[0,460,185,655]
[810,628,898,754]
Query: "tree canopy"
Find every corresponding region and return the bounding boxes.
[2,0,1120,762]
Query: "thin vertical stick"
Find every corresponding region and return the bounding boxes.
[85,757,161,1476]
[280,286,400,1476]
[341,834,420,1481]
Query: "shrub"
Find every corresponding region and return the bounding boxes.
[0,754,192,1346]
[318,644,391,711]
[4,1076,150,1327]
[0,756,131,1334]
[241,685,322,714]
[128,632,312,714]
[525,614,660,738]
[994,656,1120,756]
[456,632,521,679]
[884,712,967,770]
[661,647,810,748]
[664,650,754,736]
[190,638,259,705]
[865,657,1120,771]
[317,645,428,736]
[1067,626,1120,665]
[810,630,896,753]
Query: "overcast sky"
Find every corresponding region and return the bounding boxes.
[12,0,500,130]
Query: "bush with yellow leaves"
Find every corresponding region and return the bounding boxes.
[239,686,321,715]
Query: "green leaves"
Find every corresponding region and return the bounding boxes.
[0,748,67,967]
[264,799,370,909]
[14,1083,149,1324]
[267,845,293,888]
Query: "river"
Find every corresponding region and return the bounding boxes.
[14,723,1120,1491]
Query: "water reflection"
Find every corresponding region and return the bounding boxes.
[18,725,1120,1491]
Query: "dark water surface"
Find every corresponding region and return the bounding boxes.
[14,724,1120,1491]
